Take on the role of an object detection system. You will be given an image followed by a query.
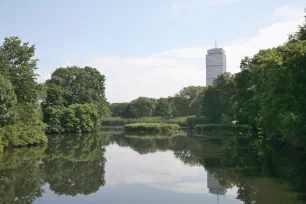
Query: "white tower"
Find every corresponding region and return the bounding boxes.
[206,47,226,86]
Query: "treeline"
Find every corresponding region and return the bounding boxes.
[110,86,204,118]
[201,13,306,147]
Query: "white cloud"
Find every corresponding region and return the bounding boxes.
[273,4,305,21]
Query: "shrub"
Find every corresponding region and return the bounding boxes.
[195,124,252,133]
[44,103,100,133]
[124,123,180,135]
[5,122,48,147]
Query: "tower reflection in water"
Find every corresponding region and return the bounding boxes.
[207,171,227,204]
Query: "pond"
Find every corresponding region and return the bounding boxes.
[0,130,306,204]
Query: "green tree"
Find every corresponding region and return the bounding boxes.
[0,37,39,104]
[0,37,47,148]
[231,69,258,126]
[110,103,129,117]
[171,86,205,116]
[202,73,235,123]
[44,66,107,114]
[254,41,306,144]
[122,97,156,118]
[43,66,108,133]
[154,98,172,117]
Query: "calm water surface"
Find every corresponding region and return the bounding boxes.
[0,130,306,204]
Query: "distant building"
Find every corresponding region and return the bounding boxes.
[206,48,226,86]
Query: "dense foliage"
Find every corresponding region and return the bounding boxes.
[43,103,100,133]
[0,37,47,149]
[42,66,108,133]
[124,123,180,135]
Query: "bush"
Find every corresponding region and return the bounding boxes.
[4,122,47,147]
[124,123,180,135]
[195,124,252,133]
[44,103,100,133]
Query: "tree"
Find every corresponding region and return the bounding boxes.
[254,41,306,143]
[171,86,205,116]
[0,37,39,104]
[0,37,47,148]
[154,98,172,117]
[0,75,17,126]
[122,97,156,118]
[202,73,235,123]
[110,103,129,117]
[44,66,107,115]
[43,66,108,133]
[202,86,222,123]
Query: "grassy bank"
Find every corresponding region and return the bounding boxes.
[124,123,180,135]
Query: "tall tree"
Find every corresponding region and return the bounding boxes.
[202,73,235,123]
[44,66,108,115]
[0,37,39,104]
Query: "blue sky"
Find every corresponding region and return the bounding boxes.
[0,0,305,102]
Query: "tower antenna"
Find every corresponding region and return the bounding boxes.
[215,38,217,48]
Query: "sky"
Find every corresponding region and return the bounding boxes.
[0,0,305,103]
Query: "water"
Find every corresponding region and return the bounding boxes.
[0,130,306,204]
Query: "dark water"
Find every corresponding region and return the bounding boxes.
[1,130,306,204]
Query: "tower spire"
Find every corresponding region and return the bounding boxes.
[215,38,217,48]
